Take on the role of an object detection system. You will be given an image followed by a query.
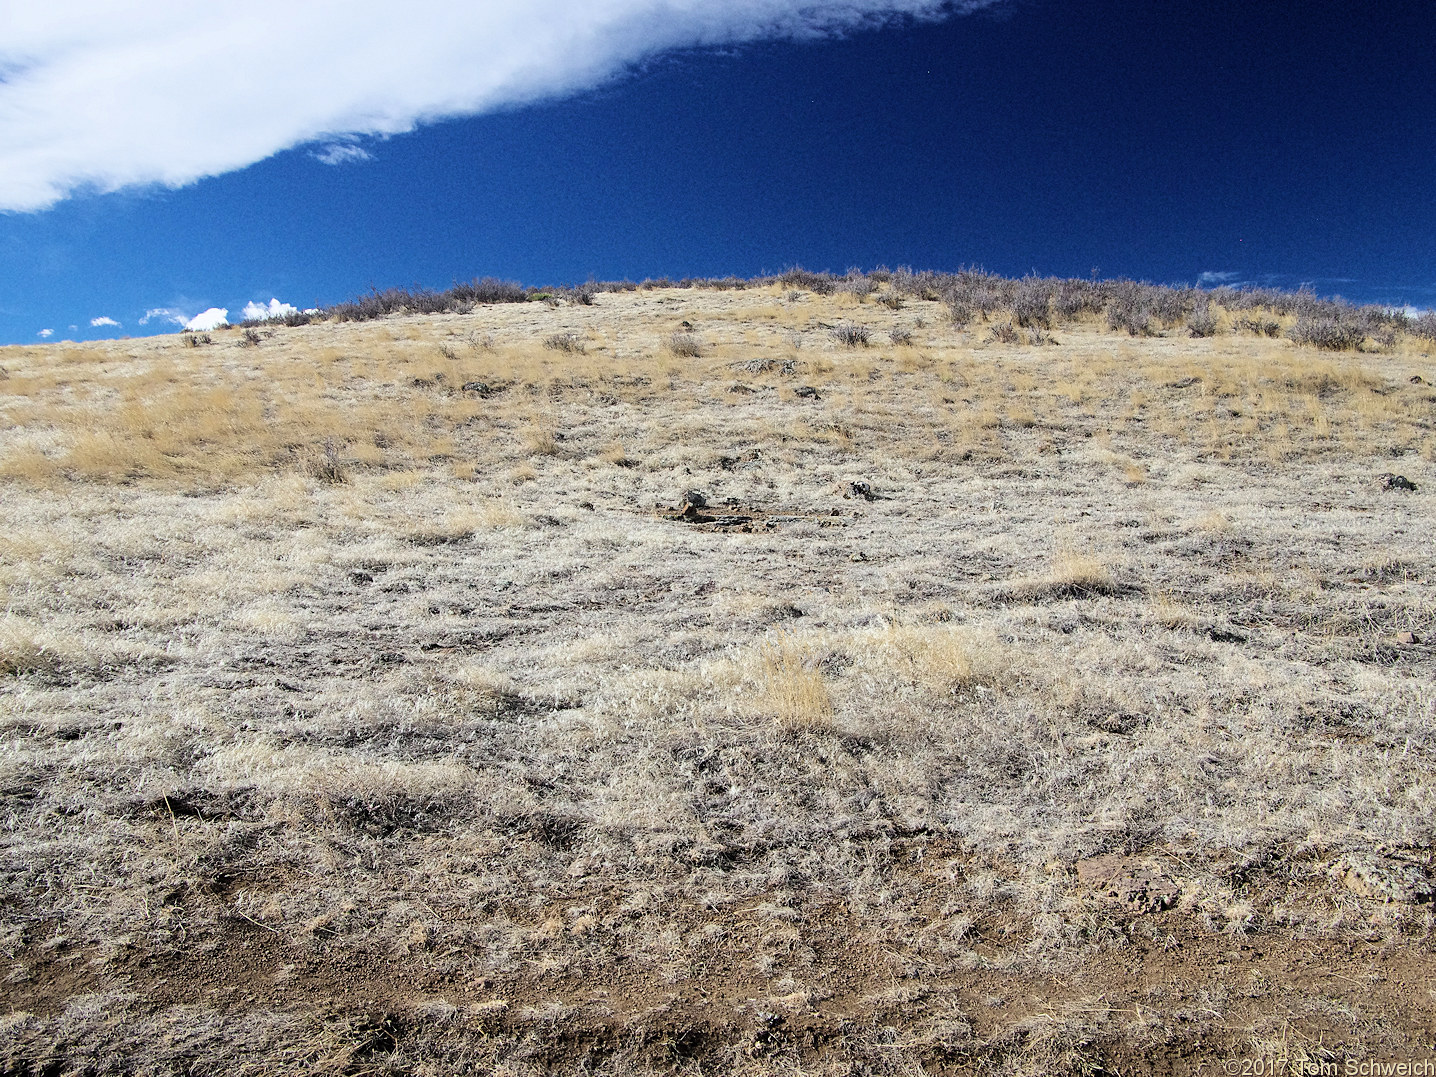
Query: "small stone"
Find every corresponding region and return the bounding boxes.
[681,490,707,509]
[1396,631,1420,645]
[844,480,876,501]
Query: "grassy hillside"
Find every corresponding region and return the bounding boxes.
[2,279,1434,1073]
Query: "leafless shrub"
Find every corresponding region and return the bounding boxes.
[181,333,211,348]
[838,275,879,299]
[1234,316,1282,337]
[1187,302,1218,338]
[988,321,1022,345]
[831,323,870,347]
[308,439,347,484]
[1107,286,1153,336]
[1012,279,1053,329]
[448,277,527,306]
[557,283,598,306]
[238,328,262,347]
[1149,286,1192,327]
[1408,312,1436,343]
[1288,316,1367,351]
[889,327,914,346]
[543,332,586,354]
[778,267,837,295]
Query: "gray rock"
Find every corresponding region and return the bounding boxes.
[1379,473,1417,491]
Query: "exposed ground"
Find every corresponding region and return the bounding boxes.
[2,283,1435,1074]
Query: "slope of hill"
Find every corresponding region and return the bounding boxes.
[2,279,1434,1073]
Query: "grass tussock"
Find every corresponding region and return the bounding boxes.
[877,623,1009,694]
[1014,548,1119,600]
[758,635,834,735]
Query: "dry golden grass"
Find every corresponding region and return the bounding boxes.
[2,286,1435,1074]
[758,635,834,734]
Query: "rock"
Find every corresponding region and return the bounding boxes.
[681,490,707,509]
[1396,631,1420,645]
[1075,854,1180,913]
[843,481,877,501]
[1337,855,1433,904]
[1379,473,1418,491]
[1411,375,1426,385]
[793,385,820,399]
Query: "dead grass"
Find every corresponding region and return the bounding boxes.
[758,634,834,734]
[2,286,1435,1073]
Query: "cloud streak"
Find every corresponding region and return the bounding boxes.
[0,1,997,212]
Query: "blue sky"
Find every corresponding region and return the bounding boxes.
[2,0,1433,344]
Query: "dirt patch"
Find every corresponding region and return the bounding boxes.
[6,897,1435,1074]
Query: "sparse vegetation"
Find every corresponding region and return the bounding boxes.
[664,331,703,357]
[2,276,1434,1074]
[1288,313,1369,351]
[542,331,585,353]
[830,321,870,346]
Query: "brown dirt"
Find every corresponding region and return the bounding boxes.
[7,877,1435,1075]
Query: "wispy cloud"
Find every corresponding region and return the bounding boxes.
[311,141,373,167]
[139,307,188,326]
[0,0,999,211]
[1197,270,1240,286]
[37,328,53,338]
[89,315,120,327]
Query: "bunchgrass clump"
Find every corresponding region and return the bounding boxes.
[759,635,834,735]
[665,332,703,358]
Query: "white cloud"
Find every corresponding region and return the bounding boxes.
[185,308,229,331]
[38,328,53,338]
[0,1,998,212]
[139,307,188,326]
[1197,270,1240,286]
[312,141,373,166]
[89,315,120,327]
[241,297,299,321]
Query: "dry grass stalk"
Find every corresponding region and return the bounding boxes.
[759,635,834,734]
